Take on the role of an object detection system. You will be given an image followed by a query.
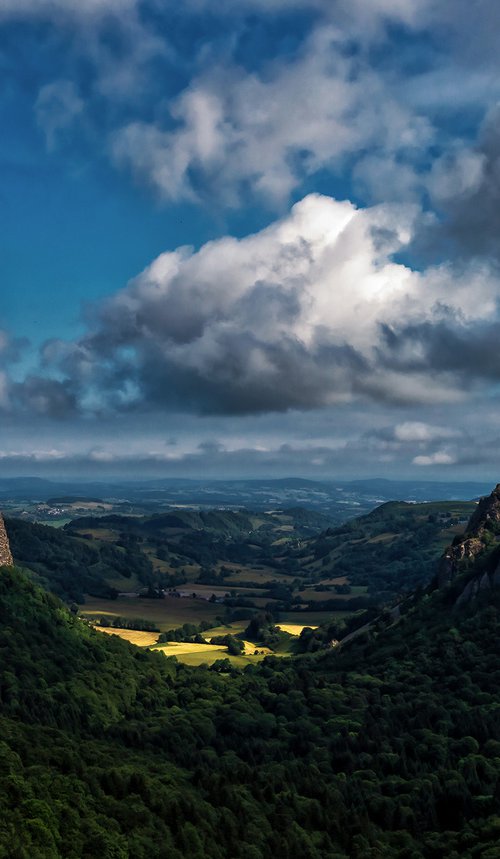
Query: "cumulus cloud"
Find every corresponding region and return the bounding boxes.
[112,26,432,205]
[30,193,500,418]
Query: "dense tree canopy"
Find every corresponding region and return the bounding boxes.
[1,560,500,857]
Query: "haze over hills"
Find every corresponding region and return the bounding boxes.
[0,476,493,525]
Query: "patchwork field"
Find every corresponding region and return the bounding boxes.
[152,641,275,667]
[91,617,298,666]
[81,595,222,631]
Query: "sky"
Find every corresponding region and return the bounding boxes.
[2,0,500,481]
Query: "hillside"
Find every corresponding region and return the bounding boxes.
[295,499,476,601]
[4,500,481,663]
[5,517,153,602]
[1,488,500,856]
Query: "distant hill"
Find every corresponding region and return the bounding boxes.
[295,498,478,600]
[0,476,492,517]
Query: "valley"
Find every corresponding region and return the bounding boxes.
[4,493,478,665]
[1,484,500,857]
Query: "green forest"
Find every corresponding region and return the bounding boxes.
[2,488,500,857]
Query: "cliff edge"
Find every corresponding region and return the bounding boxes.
[0,514,13,566]
[438,483,500,603]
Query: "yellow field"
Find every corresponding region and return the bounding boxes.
[153,640,277,667]
[203,622,247,637]
[154,641,227,656]
[95,626,159,646]
[277,623,317,636]
[240,640,273,655]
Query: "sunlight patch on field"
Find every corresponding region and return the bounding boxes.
[240,641,273,655]
[95,627,159,646]
[153,639,277,666]
[204,622,247,637]
[154,641,227,656]
[277,623,317,636]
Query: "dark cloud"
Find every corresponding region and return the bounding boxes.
[0,331,29,367]
[379,318,500,381]
[427,105,500,261]
[12,376,78,418]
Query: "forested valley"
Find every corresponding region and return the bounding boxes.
[1,487,500,856]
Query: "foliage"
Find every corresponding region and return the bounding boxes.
[6,518,153,602]
[1,560,500,856]
[299,500,476,599]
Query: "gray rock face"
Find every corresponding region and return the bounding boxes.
[0,515,13,567]
[438,484,500,605]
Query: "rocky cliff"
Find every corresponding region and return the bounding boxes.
[0,514,13,566]
[438,483,500,603]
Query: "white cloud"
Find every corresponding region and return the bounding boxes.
[393,422,461,443]
[112,27,432,205]
[37,193,500,416]
[413,450,456,466]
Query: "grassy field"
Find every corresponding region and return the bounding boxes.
[95,627,160,646]
[90,617,298,666]
[224,568,293,585]
[80,595,222,631]
[104,574,143,592]
[202,622,247,637]
[152,640,275,667]
[298,586,367,602]
[319,576,349,586]
[187,584,266,599]
[277,622,317,636]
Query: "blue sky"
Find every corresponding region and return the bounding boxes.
[2,0,500,480]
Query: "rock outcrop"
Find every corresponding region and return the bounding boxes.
[437,483,500,603]
[0,514,12,566]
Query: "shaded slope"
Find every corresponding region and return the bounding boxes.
[2,488,500,857]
